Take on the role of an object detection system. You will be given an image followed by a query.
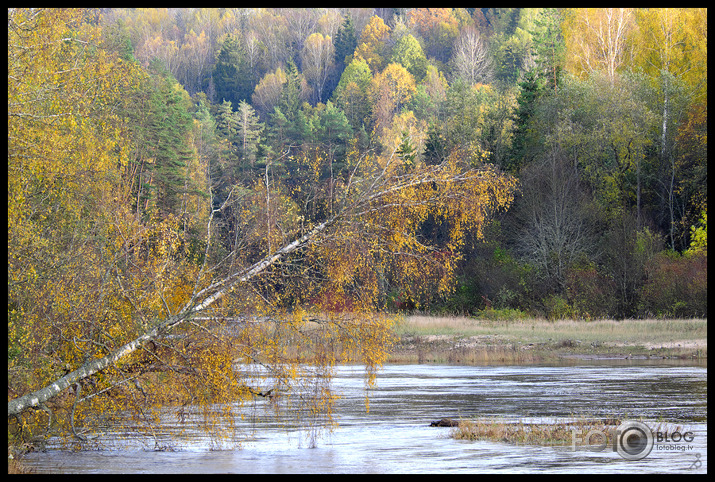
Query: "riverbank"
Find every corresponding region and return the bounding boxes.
[388,315,707,364]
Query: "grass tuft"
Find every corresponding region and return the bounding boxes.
[450,416,688,448]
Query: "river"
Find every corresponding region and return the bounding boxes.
[19,361,707,473]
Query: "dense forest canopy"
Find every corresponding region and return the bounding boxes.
[8,8,706,443]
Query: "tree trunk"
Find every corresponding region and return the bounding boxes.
[9,161,512,417]
[8,317,182,417]
[7,213,335,418]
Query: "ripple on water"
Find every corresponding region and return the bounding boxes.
[20,363,707,473]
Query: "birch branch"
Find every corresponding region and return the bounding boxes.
[8,163,494,417]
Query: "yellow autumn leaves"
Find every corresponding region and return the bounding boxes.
[8,8,519,447]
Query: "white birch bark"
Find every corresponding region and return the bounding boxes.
[9,158,496,417]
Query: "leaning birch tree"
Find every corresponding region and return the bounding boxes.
[8,8,517,447]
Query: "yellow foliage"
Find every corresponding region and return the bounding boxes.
[8,9,518,449]
[354,15,391,72]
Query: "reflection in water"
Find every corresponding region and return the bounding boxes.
[21,363,707,473]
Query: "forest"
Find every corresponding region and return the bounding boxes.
[7,8,707,442]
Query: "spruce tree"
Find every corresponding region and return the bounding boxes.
[530,8,565,92]
[145,61,194,217]
[278,59,304,121]
[508,69,547,172]
[313,101,353,164]
[334,13,358,71]
[213,34,253,107]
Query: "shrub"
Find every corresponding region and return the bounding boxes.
[543,294,575,320]
[565,264,617,319]
[639,250,707,318]
[476,307,529,321]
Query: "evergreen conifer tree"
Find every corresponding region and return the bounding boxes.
[213,34,253,107]
[145,61,194,217]
[334,13,358,71]
[236,100,264,168]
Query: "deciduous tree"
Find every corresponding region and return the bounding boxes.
[302,32,336,104]
[354,15,391,72]
[390,33,428,82]
[332,57,373,129]
[450,27,494,86]
[369,63,417,139]
[562,8,635,84]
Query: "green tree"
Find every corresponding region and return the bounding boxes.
[486,8,547,87]
[395,131,418,167]
[390,33,428,82]
[334,13,358,70]
[509,69,549,172]
[149,71,195,217]
[408,65,448,123]
[423,122,448,166]
[331,57,373,129]
[442,79,501,163]
[126,60,195,218]
[192,94,220,195]
[278,59,309,121]
[212,99,240,189]
[213,34,253,106]
[531,72,658,226]
[529,8,565,92]
[312,101,353,161]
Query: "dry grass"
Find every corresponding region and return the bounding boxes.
[397,315,706,342]
[451,416,689,448]
[452,417,589,446]
[396,315,707,345]
[389,315,707,363]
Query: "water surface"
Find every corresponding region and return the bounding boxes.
[20,362,707,473]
